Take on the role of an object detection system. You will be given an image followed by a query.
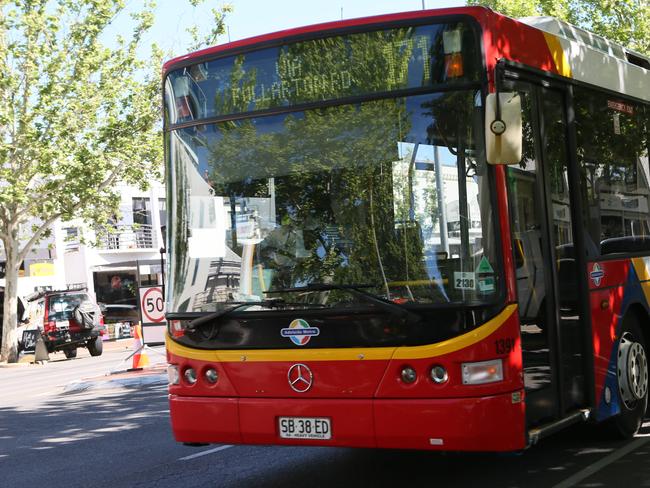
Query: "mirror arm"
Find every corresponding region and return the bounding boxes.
[490,64,507,136]
[494,67,502,122]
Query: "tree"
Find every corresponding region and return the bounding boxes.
[0,0,232,362]
[0,0,161,362]
[468,0,649,55]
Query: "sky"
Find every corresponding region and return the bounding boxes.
[130,0,466,59]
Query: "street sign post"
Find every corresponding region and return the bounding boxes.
[138,285,166,345]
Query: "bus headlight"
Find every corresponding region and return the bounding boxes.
[462,359,503,385]
[430,365,448,384]
[204,368,219,384]
[400,366,417,384]
[184,367,198,385]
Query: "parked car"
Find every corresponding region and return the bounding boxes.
[25,289,105,359]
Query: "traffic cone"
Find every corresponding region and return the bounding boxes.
[131,323,150,369]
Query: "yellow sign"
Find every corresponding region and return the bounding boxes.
[29,262,55,277]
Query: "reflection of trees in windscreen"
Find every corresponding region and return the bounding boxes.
[421,91,478,169]
[420,91,482,263]
[205,98,439,291]
[212,26,423,116]
[575,91,649,244]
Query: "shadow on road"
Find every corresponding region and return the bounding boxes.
[215,417,650,488]
[0,384,173,486]
[1,386,647,488]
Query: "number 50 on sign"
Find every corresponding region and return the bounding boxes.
[139,286,166,324]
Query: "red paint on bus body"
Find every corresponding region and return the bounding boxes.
[167,305,525,450]
[169,392,526,451]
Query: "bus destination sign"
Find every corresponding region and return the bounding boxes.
[166,21,479,123]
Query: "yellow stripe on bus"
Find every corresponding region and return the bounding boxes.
[632,257,650,305]
[543,32,572,78]
[391,304,517,360]
[166,304,517,363]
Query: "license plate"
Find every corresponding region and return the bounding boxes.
[278,417,331,440]
[56,320,69,330]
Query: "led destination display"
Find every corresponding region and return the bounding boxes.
[166,21,479,123]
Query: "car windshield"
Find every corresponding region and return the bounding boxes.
[48,294,89,321]
[167,90,500,313]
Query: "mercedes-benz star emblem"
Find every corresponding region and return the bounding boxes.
[287,363,313,393]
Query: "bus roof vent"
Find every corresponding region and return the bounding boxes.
[518,16,650,69]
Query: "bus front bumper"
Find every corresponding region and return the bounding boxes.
[169,391,526,451]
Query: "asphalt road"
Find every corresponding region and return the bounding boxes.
[0,350,648,488]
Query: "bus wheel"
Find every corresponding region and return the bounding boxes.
[612,315,648,438]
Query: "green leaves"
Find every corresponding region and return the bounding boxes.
[0,0,164,249]
[468,0,649,55]
[185,0,232,52]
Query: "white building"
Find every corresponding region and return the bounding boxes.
[0,182,166,315]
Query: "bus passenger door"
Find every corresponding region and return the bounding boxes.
[505,80,588,428]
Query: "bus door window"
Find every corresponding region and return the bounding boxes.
[540,89,586,411]
[505,84,558,426]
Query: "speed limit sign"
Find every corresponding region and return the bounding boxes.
[139,286,166,324]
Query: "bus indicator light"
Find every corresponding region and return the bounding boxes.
[462,359,504,385]
[443,29,464,78]
[444,53,464,78]
[167,365,180,385]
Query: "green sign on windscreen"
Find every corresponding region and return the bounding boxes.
[165,20,479,124]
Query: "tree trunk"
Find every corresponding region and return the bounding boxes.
[1,241,20,363]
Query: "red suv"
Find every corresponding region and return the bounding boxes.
[27,289,105,359]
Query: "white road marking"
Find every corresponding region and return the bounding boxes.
[178,444,233,461]
[552,436,650,488]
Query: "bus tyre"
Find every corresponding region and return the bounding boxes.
[612,315,648,438]
[87,336,103,357]
[64,347,77,359]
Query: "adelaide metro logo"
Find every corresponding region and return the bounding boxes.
[281,319,320,346]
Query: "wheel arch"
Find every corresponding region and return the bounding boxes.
[623,302,649,347]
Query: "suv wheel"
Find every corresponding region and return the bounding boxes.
[64,347,77,359]
[87,336,103,357]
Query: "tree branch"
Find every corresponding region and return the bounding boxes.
[17,210,66,264]
[17,158,127,264]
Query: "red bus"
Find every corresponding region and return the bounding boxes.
[163,7,649,451]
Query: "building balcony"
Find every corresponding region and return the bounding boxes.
[97,224,158,251]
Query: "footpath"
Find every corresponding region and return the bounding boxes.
[64,337,168,393]
[0,337,169,391]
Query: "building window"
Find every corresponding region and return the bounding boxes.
[64,227,80,253]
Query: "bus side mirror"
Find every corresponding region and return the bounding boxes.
[485,92,522,165]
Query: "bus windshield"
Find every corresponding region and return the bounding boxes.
[166,90,500,313]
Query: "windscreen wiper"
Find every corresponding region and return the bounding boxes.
[265,283,421,324]
[187,299,285,330]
